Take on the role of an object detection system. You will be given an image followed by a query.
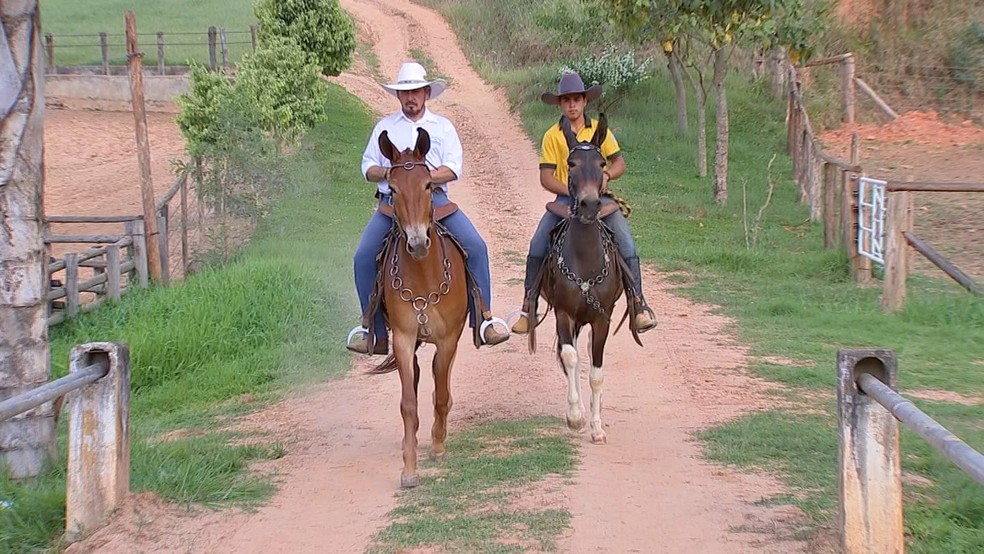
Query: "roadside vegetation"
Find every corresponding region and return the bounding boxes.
[418,0,984,550]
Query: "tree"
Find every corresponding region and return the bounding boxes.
[254,0,356,76]
[234,35,330,148]
[610,0,821,204]
[607,0,690,136]
[0,1,54,478]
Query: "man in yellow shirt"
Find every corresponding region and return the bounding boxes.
[512,72,657,334]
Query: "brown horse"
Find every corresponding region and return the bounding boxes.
[366,128,470,488]
[527,113,645,444]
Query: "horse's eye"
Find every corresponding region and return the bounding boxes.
[567,160,575,168]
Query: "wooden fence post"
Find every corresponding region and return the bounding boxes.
[125,11,163,284]
[180,173,189,276]
[156,32,165,75]
[208,26,217,71]
[158,204,170,286]
[45,33,55,74]
[129,220,148,289]
[881,191,912,312]
[809,149,822,222]
[99,32,109,76]
[65,253,79,318]
[65,342,131,542]
[220,28,228,69]
[250,24,258,51]
[841,54,856,124]
[106,244,121,301]
[823,162,838,248]
[837,348,903,554]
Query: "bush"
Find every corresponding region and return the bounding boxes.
[235,35,330,147]
[560,45,652,108]
[947,21,984,91]
[254,0,356,76]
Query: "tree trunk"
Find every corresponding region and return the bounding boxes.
[712,47,730,204]
[666,51,688,136]
[0,1,54,479]
[681,63,708,177]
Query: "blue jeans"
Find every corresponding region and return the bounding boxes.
[529,195,636,260]
[354,190,492,339]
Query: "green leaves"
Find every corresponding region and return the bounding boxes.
[254,0,356,76]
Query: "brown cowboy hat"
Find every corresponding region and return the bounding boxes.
[540,72,602,105]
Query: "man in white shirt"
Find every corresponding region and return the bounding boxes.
[347,62,511,354]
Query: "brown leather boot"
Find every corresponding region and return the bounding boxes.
[511,311,531,334]
[480,315,511,346]
[631,299,657,333]
[346,332,389,355]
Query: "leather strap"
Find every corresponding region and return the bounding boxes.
[378,201,460,221]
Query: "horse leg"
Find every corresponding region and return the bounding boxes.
[394,331,421,488]
[588,320,611,444]
[431,335,459,462]
[557,312,584,431]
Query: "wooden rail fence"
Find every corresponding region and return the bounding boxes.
[837,348,984,553]
[43,25,258,75]
[45,169,196,325]
[0,342,131,542]
[787,53,984,310]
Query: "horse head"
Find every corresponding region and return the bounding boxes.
[561,113,608,224]
[379,128,433,260]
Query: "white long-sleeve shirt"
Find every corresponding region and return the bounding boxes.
[360,108,463,195]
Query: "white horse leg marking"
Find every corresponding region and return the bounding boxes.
[561,344,584,430]
[589,364,606,444]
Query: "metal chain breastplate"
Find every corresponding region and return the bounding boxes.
[554,221,616,319]
[389,229,453,338]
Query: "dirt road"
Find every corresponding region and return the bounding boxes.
[68,1,805,552]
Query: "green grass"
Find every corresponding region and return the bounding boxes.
[369,418,577,554]
[420,0,984,549]
[0,81,373,552]
[40,0,258,67]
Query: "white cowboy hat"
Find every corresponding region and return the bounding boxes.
[382,62,446,99]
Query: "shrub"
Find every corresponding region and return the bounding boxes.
[560,45,652,108]
[234,34,330,147]
[946,21,984,91]
[254,0,356,76]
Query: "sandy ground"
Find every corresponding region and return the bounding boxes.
[63,1,814,552]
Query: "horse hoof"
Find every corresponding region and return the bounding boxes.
[566,415,585,431]
[590,432,608,445]
[401,475,419,488]
[431,450,445,462]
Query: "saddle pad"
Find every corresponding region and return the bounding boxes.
[378,201,460,221]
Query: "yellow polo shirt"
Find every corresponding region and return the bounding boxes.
[539,117,622,185]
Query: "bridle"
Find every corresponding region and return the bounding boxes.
[567,142,605,217]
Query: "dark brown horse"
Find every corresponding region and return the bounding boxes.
[527,113,645,444]
[367,128,470,488]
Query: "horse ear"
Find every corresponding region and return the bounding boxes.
[413,128,431,159]
[592,113,608,149]
[379,130,397,163]
[559,117,578,151]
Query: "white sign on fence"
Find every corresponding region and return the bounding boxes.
[858,176,887,265]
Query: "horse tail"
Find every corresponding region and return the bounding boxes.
[368,354,399,375]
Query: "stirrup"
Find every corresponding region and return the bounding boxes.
[479,317,508,344]
[346,325,369,346]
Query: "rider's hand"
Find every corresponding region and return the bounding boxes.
[601,170,611,194]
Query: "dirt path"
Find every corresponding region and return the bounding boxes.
[68,2,807,552]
